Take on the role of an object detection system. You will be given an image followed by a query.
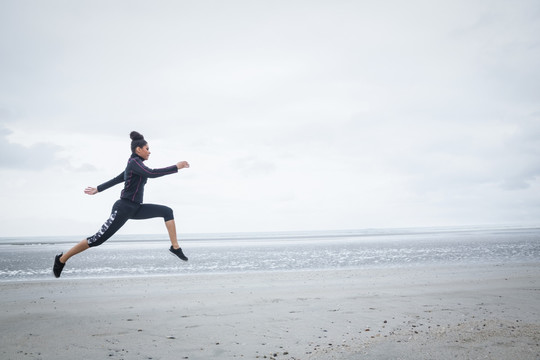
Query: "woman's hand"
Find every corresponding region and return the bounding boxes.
[84,187,98,195]
[177,161,190,170]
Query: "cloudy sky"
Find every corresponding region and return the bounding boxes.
[1,0,539,237]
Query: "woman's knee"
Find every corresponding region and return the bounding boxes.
[87,235,106,247]
[163,207,174,222]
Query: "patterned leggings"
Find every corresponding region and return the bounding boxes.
[87,199,174,247]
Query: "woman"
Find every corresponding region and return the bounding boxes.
[53,131,190,278]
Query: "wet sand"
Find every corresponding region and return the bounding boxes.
[1,263,539,359]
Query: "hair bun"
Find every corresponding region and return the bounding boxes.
[130,131,144,141]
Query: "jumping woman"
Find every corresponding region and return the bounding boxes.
[53,131,190,278]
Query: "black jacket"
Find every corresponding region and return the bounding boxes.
[97,154,178,204]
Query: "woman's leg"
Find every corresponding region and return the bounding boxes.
[165,219,180,249]
[60,239,90,263]
[54,210,127,277]
[132,203,178,245]
[166,218,187,260]
[57,200,134,265]
[57,211,128,266]
[132,204,187,259]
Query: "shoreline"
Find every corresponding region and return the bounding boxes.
[2,260,537,284]
[1,263,539,359]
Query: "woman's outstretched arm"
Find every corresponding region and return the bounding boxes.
[84,172,125,195]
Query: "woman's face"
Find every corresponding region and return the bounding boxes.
[136,144,151,160]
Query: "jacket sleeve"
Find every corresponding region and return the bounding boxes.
[130,157,178,178]
[97,172,125,192]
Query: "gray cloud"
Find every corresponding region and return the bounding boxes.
[0,126,64,170]
[0,122,97,171]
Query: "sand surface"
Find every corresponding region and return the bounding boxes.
[1,263,539,359]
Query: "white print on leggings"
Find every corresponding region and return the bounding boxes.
[88,210,118,245]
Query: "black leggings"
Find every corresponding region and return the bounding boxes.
[87,199,174,247]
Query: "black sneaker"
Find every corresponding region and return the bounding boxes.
[53,253,65,278]
[169,246,188,261]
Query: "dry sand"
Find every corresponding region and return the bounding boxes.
[1,263,539,359]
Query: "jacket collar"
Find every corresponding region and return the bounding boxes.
[130,153,145,161]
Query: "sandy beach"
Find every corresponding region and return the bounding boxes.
[1,263,539,360]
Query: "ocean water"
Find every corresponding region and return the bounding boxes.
[0,226,539,282]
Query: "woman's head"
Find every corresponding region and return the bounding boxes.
[130,131,150,159]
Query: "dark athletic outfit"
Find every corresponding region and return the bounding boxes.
[87,153,178,247]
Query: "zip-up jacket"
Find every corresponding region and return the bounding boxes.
[97,153,178,204]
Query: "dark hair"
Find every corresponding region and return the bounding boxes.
[130,131,148,153]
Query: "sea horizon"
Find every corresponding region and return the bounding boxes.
[1,223,539,245]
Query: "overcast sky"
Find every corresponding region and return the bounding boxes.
[1,0,539,237]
